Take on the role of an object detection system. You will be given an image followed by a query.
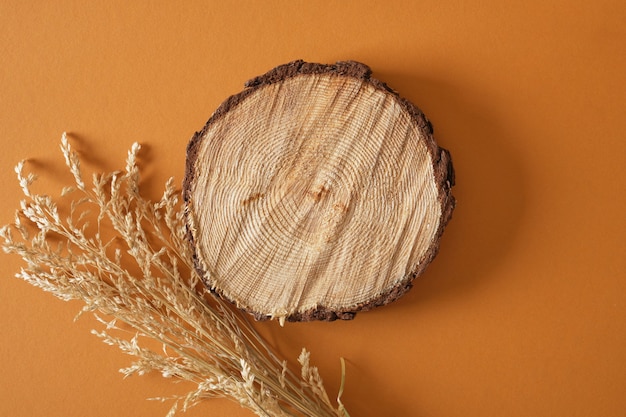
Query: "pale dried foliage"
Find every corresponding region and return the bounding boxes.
[1,133,349,417]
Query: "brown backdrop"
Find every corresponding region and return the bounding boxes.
[1,1,625,416]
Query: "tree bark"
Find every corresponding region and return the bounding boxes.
[184,60,455,322]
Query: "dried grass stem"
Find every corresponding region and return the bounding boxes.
[1,133,349,417]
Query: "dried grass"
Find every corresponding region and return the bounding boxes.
[1,133,349,417]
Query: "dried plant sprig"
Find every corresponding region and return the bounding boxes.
[1,133,349,417]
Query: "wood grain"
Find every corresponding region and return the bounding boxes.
[184,61,455,322]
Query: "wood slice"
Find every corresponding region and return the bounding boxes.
[184,60,455,322]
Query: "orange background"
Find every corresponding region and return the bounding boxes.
[1,1,625,416]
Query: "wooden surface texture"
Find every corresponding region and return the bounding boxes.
[184,61,454,321]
